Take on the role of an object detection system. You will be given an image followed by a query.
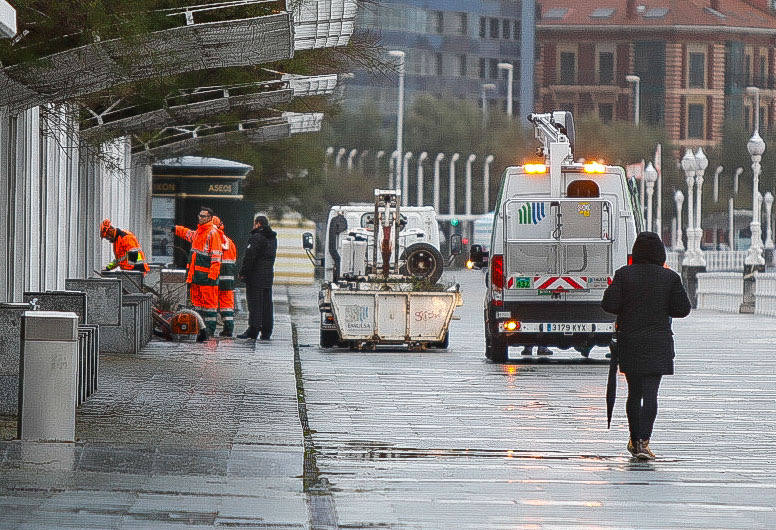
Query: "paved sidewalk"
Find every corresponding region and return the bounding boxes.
[0,289,308,528]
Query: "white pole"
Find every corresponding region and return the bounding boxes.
[433,153,445,213]
[694,148,708,263]
[417,152,428,206]
[389,50,405,195]
[376,150,385,177]
[347,149,358,171]
[388,150,398,189]
[745,86,766,266]
[734,167,743,195]
[402,152,413,206]
[335,147,346,168]
[449,153,460,218]
[713,165,723,203]
[626,75,640,126]
[765,192,774,250]
[465,154,476,217]
[484,154,494,212]
[497,62,514,117]
[675,190,685,251]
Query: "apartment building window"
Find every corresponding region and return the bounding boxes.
[490,58,499,79]
[745,47,753,86]
[513,20,521,40]
[457,12,467,35]
[502,19,511,39]
[598,103,614,123]
[490,18,499,38]
[744,105,751,132]
[559,50,577,84]
[479,58,486,78]
[479,17,486,38]
[436,53,443,75]
[759,55,767,87]
[458,54,467,77]
[598,51,614,85]
[687,103,705,139]
[688,51,706,88]
[434,11,443,33]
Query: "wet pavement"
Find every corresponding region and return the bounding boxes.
[0,290,309,528]
[289,271,776,528]
[0,274,774,528]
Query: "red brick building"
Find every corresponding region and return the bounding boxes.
[536,0,776,149]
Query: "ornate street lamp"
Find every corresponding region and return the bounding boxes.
[745,128,766,266]
[694,147,708,261]
[674,190,685,251]
[681,149,698,265]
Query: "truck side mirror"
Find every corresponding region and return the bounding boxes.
[469,244,489,269]
[449,234,462,256]
[302,232,314,250]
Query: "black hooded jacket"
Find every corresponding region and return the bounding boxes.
[240,225,278,288]
[601,232,691,375]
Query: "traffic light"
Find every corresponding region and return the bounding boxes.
[450,218,459,227]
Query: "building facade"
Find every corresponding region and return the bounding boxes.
[349,0,536,121]
[536,0,776,148]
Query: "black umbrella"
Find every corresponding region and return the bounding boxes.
[606,338,619,429]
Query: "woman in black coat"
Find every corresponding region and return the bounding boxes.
[602,232,691,459]
[238,215,277,340]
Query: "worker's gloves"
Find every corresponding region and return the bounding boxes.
[106,261,118,271]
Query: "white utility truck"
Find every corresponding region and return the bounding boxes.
[303,189,463,349]
[469,111,644,362]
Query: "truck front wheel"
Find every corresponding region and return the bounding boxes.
[485,332,508,362]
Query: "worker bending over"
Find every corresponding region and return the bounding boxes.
[100,219,150,275]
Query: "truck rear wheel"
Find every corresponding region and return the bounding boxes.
[485,332,508,362]
[320,329,338,348]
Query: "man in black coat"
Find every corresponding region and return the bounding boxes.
[238,215,278,340]
[602,231,691,460]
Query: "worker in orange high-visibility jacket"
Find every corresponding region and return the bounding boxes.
[212,216,237,337]
[173,207,223,336]
[100,219,150,275]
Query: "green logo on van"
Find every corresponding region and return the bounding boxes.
[517,202,546,224]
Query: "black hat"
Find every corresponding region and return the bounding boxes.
[632,231,666,265]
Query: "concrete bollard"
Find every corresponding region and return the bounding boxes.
[18,311,79,442]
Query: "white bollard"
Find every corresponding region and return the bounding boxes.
[19,311,79,442]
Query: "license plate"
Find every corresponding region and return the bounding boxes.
[545,323,591,333]
[496,311,511,319]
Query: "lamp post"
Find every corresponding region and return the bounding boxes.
[497,62,514,118]
[402,152,413,206]
[433,153,445,213]
[745,88,766,267]
[324,146,334,176]
[484,154,495,212]
[375,150,385,176]
[389,50,406,193]
[449,153,460,221]
[681,149,697,264]
[733,167,743,195]
[674,190,685,251]
[645,162,658,232]
[335,147,346,168]
[416,152,428,206]
[481,83,496,128]
[694,147,708,259]
[388,150,398,189]
[626,74,640,126]
[712,165,723,203]
[347,148,358,171]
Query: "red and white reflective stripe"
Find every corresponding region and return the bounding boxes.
[534,276,587,290]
